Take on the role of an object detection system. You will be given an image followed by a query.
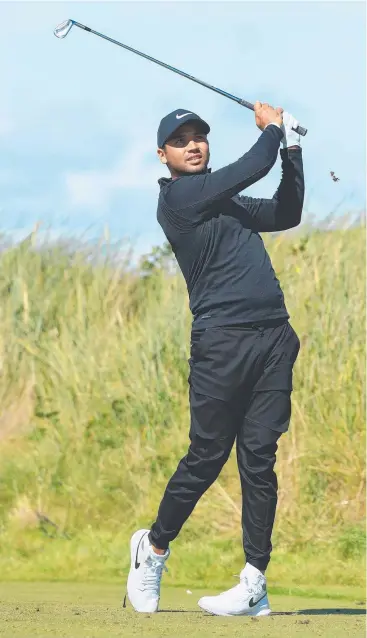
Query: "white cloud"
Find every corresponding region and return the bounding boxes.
[65,139,163,209]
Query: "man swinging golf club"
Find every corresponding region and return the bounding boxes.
[127,101,304,616]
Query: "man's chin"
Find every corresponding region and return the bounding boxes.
[183,163,208,174]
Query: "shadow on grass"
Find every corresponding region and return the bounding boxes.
[158,610,202,613]
[158,608,366,616]
[273,608,366,616]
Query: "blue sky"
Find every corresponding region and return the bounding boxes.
[0,1,365,256]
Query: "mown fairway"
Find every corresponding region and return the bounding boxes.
[0,583,365,638]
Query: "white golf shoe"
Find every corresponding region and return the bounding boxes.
[198,563,271,616]
[126,529,170,613]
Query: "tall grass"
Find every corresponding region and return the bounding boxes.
[0,223,365,593]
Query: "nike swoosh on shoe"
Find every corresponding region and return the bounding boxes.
[135,532,148,569]
[248,592,267,608]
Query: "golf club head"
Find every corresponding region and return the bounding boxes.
[54,19,74,39]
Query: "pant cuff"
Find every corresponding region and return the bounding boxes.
[148,531,169,551]
[246,556,270,572]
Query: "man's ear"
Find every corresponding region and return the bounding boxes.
[157,148,167,165]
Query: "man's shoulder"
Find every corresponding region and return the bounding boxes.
[156,183,204,235]
[157,175,188,212]
[158,173,207,215]
[158,176,171,189]
[156,188,176,229]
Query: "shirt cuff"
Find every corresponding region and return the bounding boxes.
[264,122,282,130]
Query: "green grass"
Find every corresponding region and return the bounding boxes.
[0,223,365,592]
[0,583,365,638]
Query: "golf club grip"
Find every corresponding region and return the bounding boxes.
[239,99,307,136]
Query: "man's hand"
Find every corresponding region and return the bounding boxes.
[254,101,283,131]
[281,111,301,148]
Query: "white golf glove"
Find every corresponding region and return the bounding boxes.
[281,111,301,148]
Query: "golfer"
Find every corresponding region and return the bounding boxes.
[127,102,304,616]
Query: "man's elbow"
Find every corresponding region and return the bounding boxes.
[276,203,303,230]
[288,205,303,228]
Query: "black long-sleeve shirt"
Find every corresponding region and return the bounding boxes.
[156,124,304,330]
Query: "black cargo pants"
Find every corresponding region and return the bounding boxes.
[149,318,300,571]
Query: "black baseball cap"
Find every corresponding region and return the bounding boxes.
[157,108,210,148]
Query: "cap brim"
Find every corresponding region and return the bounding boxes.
[163,117,210,146]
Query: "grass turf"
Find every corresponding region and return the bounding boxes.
[0,583,365,638]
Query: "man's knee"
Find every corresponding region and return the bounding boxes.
[185,433,234,481]
[187,390,238,482]
[238,418,281,475]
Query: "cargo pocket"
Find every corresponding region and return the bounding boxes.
[246,363,294,433]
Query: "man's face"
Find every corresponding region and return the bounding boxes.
[157,122,210,177]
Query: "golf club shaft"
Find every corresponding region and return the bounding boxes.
[70,21,307,137]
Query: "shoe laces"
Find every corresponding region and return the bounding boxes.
[231,574,265,598]
[142,556,168,593]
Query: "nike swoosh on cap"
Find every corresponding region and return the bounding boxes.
[176,112,193,119]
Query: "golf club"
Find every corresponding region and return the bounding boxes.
[54,19,307,137]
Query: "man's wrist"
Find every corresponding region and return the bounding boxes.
[282,137,301,149]
[280,146,302,157]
